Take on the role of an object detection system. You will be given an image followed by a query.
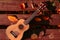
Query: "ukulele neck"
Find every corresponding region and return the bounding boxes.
[24,3,45,25]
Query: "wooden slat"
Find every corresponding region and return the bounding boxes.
[0,0,59,11]
[0,14,31,25]
[0,29,60,40]
[49,14,60,25]
[0,14,60,25]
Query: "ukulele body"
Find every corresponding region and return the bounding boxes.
[6,2,46,40]
[6,19,29,40]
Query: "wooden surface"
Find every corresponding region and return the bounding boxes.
[0,29,60,40]
[49,14,60,25]
[0,14,60,25]
[0,0,59,11]
[0,14,31,25]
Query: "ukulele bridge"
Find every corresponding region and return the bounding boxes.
[10,31,19,38]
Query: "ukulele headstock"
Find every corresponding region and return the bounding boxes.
[38,2,46,11]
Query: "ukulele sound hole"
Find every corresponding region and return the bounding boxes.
[19,24,24,29]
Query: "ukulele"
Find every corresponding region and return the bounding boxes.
[6,3,46,40]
